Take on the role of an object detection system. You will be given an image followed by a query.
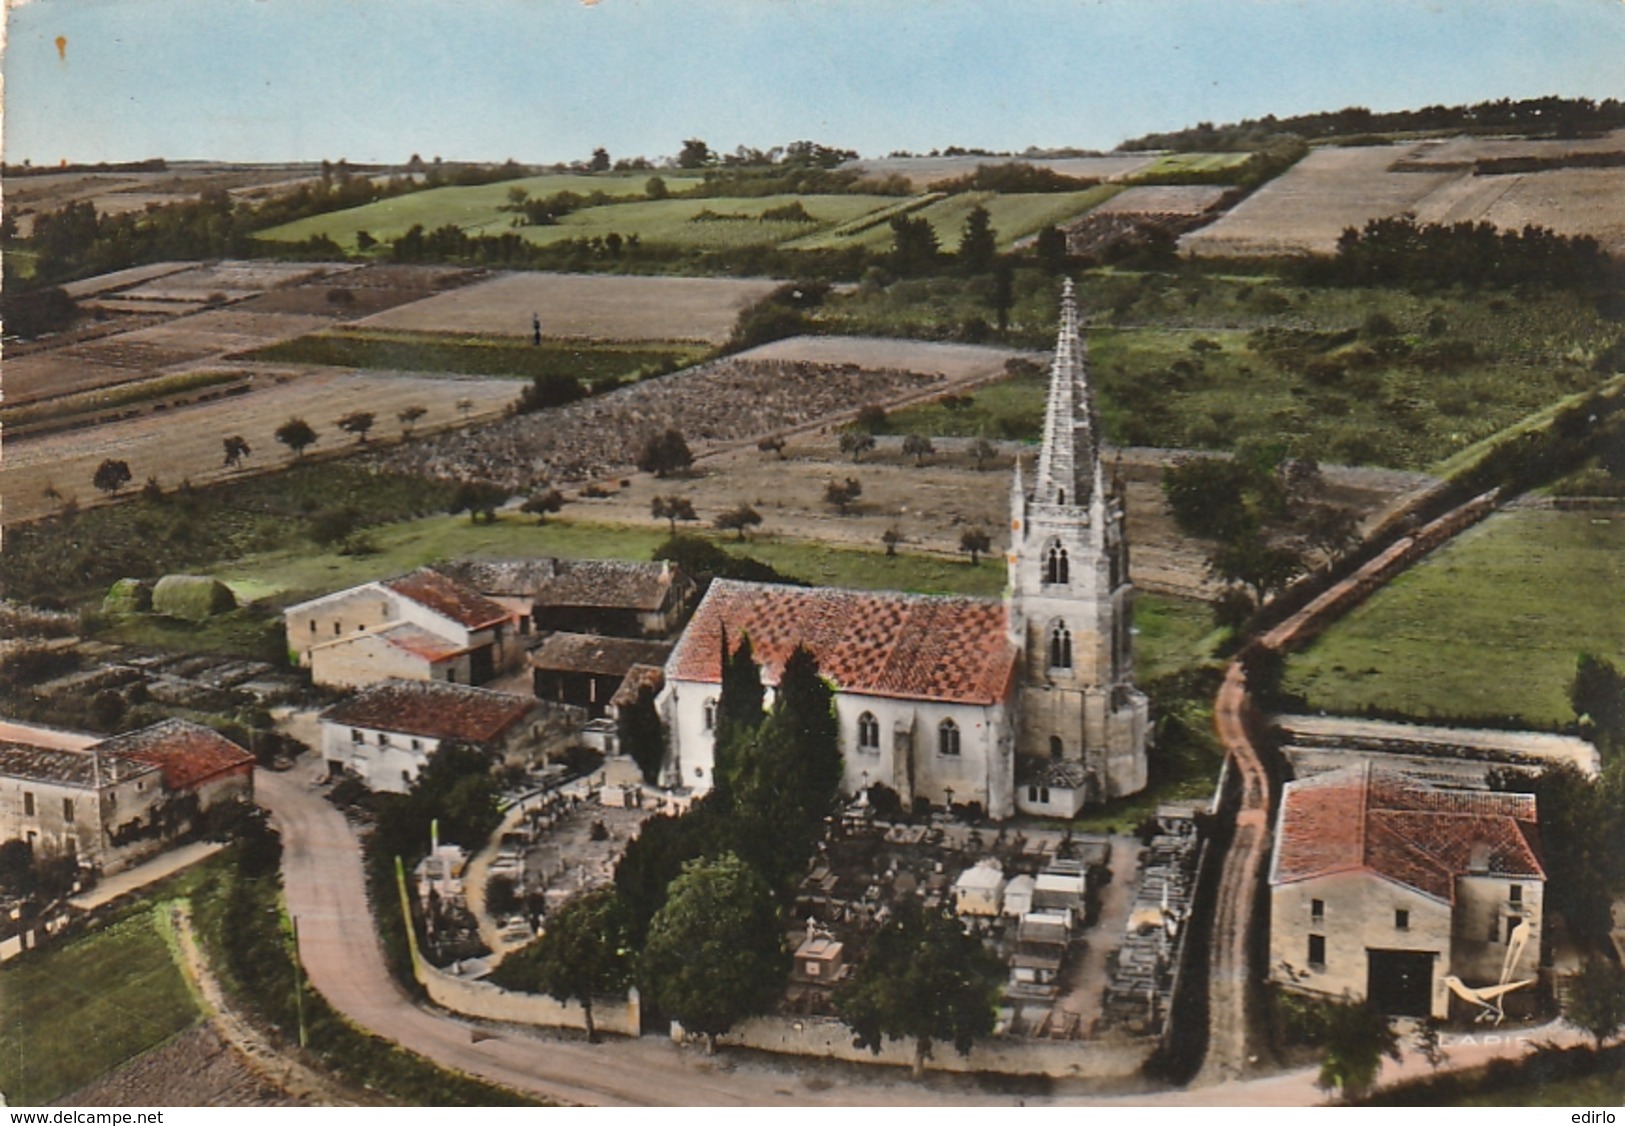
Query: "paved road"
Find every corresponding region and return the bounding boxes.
[258,768,1576,1107]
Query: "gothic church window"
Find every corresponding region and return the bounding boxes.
[1049,623,1072,669]
[702,698,718,731]
[857,712,880,751]
[938,718,961,756]
[1044,542,1069,585]
[1050,735,1064,759]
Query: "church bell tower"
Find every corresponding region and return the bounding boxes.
[1006,279,1149,801]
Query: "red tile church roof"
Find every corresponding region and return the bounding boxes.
[671,580,1017,706]
[1272,764,1543,902]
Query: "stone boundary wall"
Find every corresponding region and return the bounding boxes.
[712,1015,1155,1079]
[394,855,638,1036]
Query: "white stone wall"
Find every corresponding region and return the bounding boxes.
[1270,870,1453,1017]
[0,771,165,873]
[308,632,449,691]
[286,585,400,664]
[322,721,440,794]
[1453,874,1543,984]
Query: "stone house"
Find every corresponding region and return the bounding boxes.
[1269,764,1545,1018]
[437,558,697,639]
[318,679,546,793]
[0,718,252,875]
[285,568,522,689]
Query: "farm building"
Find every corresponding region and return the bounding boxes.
[318,678,546,793]
[527,633,673,719]
[1269,764,1544,1020]
[437,557,697,639]
[660,281,1149,818]
[0,718,252,875]
[285,567,523,689]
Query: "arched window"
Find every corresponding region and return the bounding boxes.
[1044,542,1069,585]
[1057,489,1066,505]
[702,698,718,731]
[1049,735,1064,760]
[938,718,961,757]
[857,711,881,751]
[1049,623,1073,669]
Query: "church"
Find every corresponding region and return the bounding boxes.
[659,280,1150,820]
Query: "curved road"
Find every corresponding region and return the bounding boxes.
[259,766,1573,1106]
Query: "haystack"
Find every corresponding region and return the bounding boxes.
[103,577,154,615]
[152,575,237,621]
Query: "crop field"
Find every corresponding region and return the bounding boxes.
[1129,152,1256,178]
[823,188,1122,252]
[0,910,201,1105]
[506,193,906,251]
[1093,185,1230,216]
[4,163,319,237]
[244,329,708,383]
[253,172,704,248]
[0,369,245,430]
[840,154,1159,187]
[1285,508,1625,727]
[736,334,1033,380]
[2,370,517,524]
[351,271,782,343]
[1183,138,1625,257]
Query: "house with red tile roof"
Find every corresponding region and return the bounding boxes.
[317,679,545,793]
[0,718,252,875]
[284,567,522,689]
[660,281,1150,820]
[1269,763,1545,1019]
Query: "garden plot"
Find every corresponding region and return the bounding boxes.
[1093,185,1230,216]
[59,262,198,299]
[1448,167,1625,254]
[353,271,782,344]
[236,262,479,317]
[1181,144,1456,257]
[118,261,358,305]
[113,310,337,365]
[2,371,517,524]
[4,351,155,406]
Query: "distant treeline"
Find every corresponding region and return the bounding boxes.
[3,158,168,176]
[1120,95,1625,152]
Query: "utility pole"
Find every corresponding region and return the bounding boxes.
[291,915,308,1049]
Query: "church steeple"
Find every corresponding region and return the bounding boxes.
[1033,278,1100,509]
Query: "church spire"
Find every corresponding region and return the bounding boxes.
[1033,278,1100,508]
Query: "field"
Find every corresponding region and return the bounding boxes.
[4,162,320,238]
[251,171,700,247]
[1,370,517,524]
[839,153,1159,187]
[1184,135,1625,257]
[806,188,1122,253]
[351,271,782,343]
[1129,152,1256,178]
[1093,185,1230,216]
[0,911,201,1105]
[242,330,707,383]
[1285,508,1625,727]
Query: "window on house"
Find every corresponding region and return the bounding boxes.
[1395,909,1409,931]
[402,771,412,784]
[1040,787,1050,803]
[334,621,342,636]
[1049,735,1064,760]
[938,718,961,756]
[1489,914,1501,943]
[1509,884,1522,904]
[23,792,35,817]
[1057,489,1066,506]
[1049,623,1073,670]
[1506,916,1521,943]
[378,733,391,747]
[1311,899,1324,923]
[411,739,422,752]
[1044,542,1069,585]
[351,729,364,744]
[63,798,75,824]
[1028,785,1039,802]
[702,698,718,731]
[1308,934,1325,967]
[309,621,317,634]
[446,669,457,684]
[857,712,880,750]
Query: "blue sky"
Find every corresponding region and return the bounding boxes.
[6,0,1625,165]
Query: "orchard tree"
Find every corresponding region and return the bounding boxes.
[336,410,376,443]
[882,527,903,557]
[651,495,698,533]
[825,477,863,516]
[714,504,762,541]
[521,489,565,524]
[757,435,787,459]
[839,429,876,463]
[640,853,787,1053]
[638,429,694,478]
[902,434,935,466]
[92,458,133,496]
[971,437,997,471]
[222,435,252,468]
[836,900,1004,1078]
[275,417,319,459]
[960,528,992,565]
[397,404,428,434]
[449,480,508,524]
[491,887,633,1043]
[1210,533,1306,605]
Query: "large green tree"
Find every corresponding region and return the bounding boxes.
[492,886,634,1042]
[640,853,787,1052]
[617,683,667,784]
[1314,997,1401,1102]
[957,205,998,275]
[1573,653,1625,755]
[836,900,1005,1078]
[1565,957,1625,1047]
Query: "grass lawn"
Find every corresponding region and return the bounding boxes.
[1131,152,1256,179]
[253,172,702,248]
[0,910,201,1105]
[1448,1067,1625,1107]
[508,193,904,250]
[240,330,708,383]
[1285,509,1625,727]
[96,605,288,663]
